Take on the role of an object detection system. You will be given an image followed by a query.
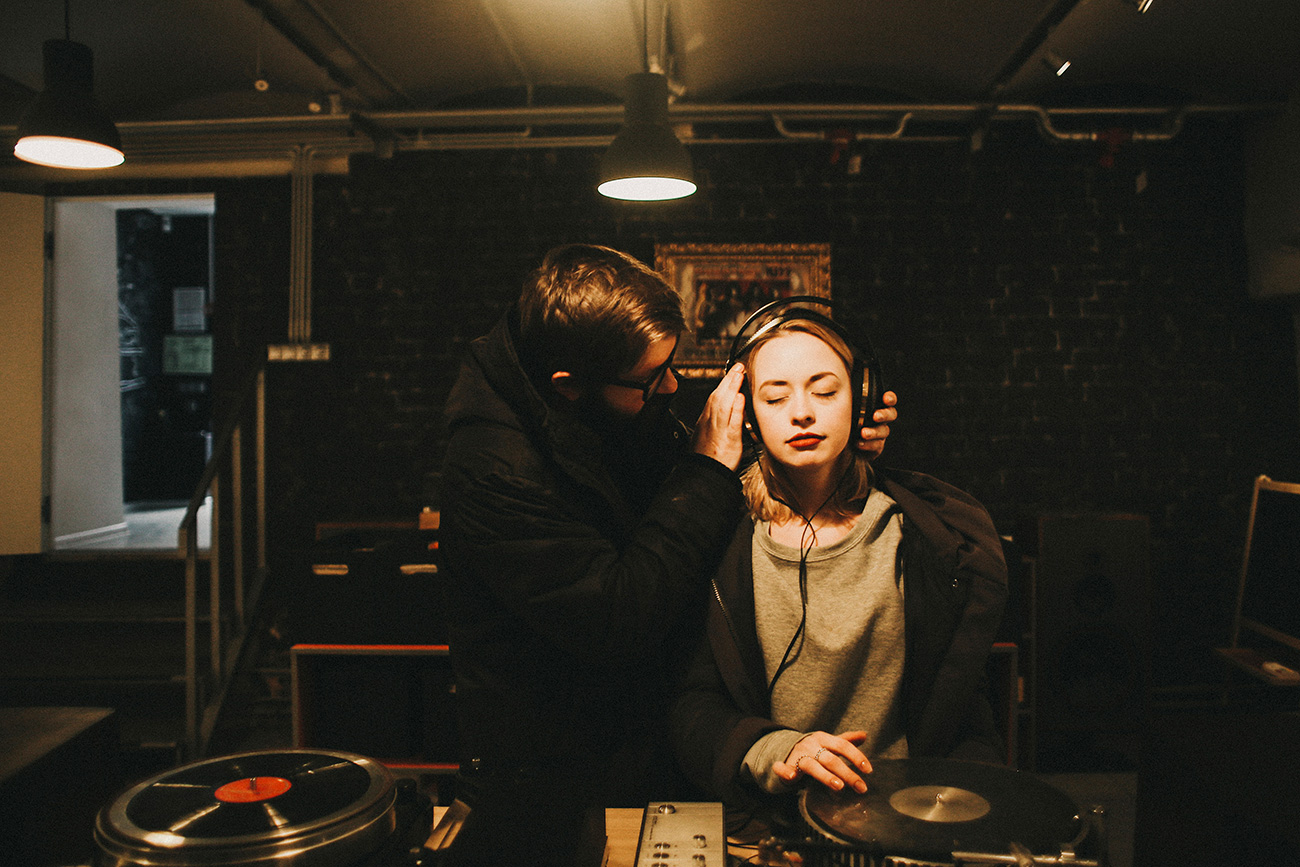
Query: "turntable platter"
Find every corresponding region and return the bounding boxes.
[95,749,400,867]
[889,785,990,823]
[801,758,1081,862]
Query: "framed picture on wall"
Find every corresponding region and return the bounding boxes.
[655,242,831,378]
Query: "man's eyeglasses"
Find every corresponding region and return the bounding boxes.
[607,346,678,401]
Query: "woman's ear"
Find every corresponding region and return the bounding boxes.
[550,370,583,403]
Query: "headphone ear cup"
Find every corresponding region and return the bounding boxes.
[741,380,760,444]
[853,360,884,443]
[867,363,881,422]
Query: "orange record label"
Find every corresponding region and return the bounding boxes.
[214,776,293,803]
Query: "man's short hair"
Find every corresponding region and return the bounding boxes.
[517,244,685,388]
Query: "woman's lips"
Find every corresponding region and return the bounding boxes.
[786,434,824,449]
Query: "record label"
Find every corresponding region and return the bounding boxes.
[214,776,293,803]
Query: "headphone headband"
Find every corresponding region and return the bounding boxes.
[726,295,877,371]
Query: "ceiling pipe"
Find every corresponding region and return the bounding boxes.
[51,100,1254,136]
[1019,105,1189,142]
[772,111,970,144]
[0,101,1276,174]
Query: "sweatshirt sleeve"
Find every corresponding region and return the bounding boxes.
[741,729,805,793]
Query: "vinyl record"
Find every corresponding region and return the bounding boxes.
[801,758,1081,862]
[95,749,399,867]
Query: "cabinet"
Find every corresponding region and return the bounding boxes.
[0,707,121,867]
[994,537,1037,770]
[291,644,458,776]
[987,642,1020,767]
[288,514,458,786]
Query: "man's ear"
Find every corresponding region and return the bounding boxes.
[550,370,583,403]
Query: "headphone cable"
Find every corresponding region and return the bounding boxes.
[764,457,856,701]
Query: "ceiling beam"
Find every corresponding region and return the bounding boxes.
[979,0,1089,101]
[243,0,410,108]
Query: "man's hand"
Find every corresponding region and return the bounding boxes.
[856,390,898,459]
[774,730,872,793]
[691,363,747,471]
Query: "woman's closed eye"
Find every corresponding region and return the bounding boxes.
[763,388,836,405]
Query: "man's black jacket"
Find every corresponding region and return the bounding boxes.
[440,308,744,804]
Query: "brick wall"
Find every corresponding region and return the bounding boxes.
[205,116,1299,687]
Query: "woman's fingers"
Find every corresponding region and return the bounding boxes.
[780,731,873,793]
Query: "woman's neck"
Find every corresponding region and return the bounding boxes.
[782,461,843,519]
[768,496,858,548]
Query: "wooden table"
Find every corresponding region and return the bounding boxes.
[602,808,647,867]
[428,805,740,866]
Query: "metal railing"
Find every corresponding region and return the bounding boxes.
[178,366,267,757]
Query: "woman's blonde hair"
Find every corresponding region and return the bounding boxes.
[738,317,874,523]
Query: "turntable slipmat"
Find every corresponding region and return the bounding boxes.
[801,758,1081,861]
[95,749,399,867]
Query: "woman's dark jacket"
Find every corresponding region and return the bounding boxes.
[670,467,1008,809]
[440,308,745,808]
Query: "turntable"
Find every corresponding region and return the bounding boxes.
[777,758,1106,867]
[94,749,434,867]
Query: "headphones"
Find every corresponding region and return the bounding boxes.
[725,295,884,447]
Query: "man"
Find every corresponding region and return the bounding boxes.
[438,244,894,864]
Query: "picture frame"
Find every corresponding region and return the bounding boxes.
[655,242,831,378]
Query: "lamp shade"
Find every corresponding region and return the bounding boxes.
[598,72,695,201]
[14,39,124,170]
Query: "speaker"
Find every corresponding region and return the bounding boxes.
[1135,710,1300,866]
[1034,513,1151,770]
[1245,92,1300,300]
[725,295,884,446]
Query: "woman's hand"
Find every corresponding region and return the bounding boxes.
[774,730,872,793]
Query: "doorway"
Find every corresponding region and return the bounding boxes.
[51,194,215,551]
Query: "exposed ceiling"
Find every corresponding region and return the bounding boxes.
[2,0,1299,176]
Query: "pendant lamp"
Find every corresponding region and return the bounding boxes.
[598,71,696,201]
[14,38,125,170]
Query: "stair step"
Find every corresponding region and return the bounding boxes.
[1,554,207,609]
[0,601,221,624]
[3,552,292,761]
[0,679,189,753]
[1,621,212,679]
[1,602,196,624]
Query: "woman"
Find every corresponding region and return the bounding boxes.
[670,314,1008,825]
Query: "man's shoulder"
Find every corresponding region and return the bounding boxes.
[444,410,546,483]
